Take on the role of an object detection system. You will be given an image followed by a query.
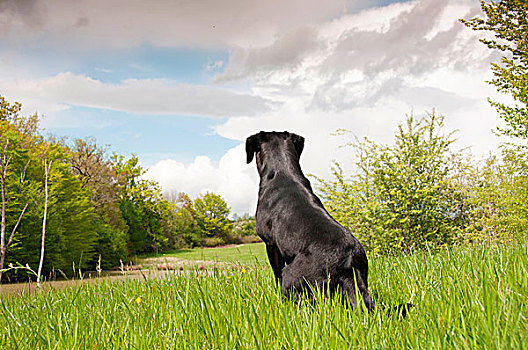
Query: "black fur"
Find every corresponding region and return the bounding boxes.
[246,131,375,310]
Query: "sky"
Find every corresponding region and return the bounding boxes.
[0,0,511,215]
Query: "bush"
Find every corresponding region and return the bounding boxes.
[458,145,528,243]
[316,112,528,254]
[315,112,464,254]
[231,216,256,237]
[202,236,225,247]
[171,207,203,248]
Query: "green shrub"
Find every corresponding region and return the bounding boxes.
[316,112,528,254]
[316,112,462,254]
[458,145,528,243]
[231,216,256,237]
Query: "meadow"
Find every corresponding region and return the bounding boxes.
[142,242,269,265]
[1,242,527,349]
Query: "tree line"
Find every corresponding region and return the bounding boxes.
[0,97,256,282]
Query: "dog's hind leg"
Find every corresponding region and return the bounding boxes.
[265,243,286,284]
[280,255,328,303]
[279,256,308,302]
[340,269,375,312]
[356,267,375,311]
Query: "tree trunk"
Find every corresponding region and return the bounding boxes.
[0,138,9,282]
[37,159,52,288]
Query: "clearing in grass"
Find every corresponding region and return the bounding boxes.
[141,242,268,266]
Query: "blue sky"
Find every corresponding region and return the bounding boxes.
[8,43,236,164]
[0,0,507,214]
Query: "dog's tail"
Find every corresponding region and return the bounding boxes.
[382,302,415,318]
[342,264,414,318]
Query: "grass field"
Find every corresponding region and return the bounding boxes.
[1,243,527,349]
[142,242,268,266]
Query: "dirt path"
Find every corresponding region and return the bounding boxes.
[1,271,141,297]
[0,257,224,297]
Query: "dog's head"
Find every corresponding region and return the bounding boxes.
[245,131,305,165]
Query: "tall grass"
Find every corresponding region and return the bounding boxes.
[1,243,527,349]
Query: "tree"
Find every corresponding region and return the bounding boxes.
[462,1,528,139]
[36,158,52,288]
[193,192,232,240]
[231,215,257,239]
[0,96,40,142]
[113,154,172,253]
[315,112,462,253]
[10,142,99,276]
[457,145,528,243]
[69,138,128,269]
[0,135,30,281]
[164,191,202,248]
[0,97,100,278]
[0,97,39,281]
[69,138,116,204]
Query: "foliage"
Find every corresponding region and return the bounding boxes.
[5,125,95,279]
[456,145,528,243]
[1,98,42,279]
[193,192,232,239]
[6,142,99,275]
[67,138,129,269]
[0,96,186,279]
[462,0,528,139]
[113,154,173,254]
[0,96,40,140]
[316,112,462,253]
[42,159,98,273]
[231,215,257,238]
[0,95,246,279]
[317,111,528,254]
[165,192,203,248]
[1,243,526,348]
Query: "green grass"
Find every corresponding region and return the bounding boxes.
[1,243,527,349]
[143,242,268,265]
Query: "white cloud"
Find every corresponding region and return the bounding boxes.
[214,26,323,83]
[144,144,259,215]
[0,0,367,50]
[0,72,273,118]
[216,0,493,111]
[143,0,511,215]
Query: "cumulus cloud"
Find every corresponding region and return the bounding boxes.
[144,125,365,216]
[309,0,492,112]
[144,144,259,215]
[0,72,273,117]
[211,0,504,150]
[216,0,493,112]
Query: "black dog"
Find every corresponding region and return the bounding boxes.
[246,131,375,310]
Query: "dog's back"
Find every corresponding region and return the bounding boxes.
[246,131,375,310]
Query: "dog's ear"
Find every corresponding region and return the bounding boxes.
[245,134,260,164]
[290,133,305,157]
